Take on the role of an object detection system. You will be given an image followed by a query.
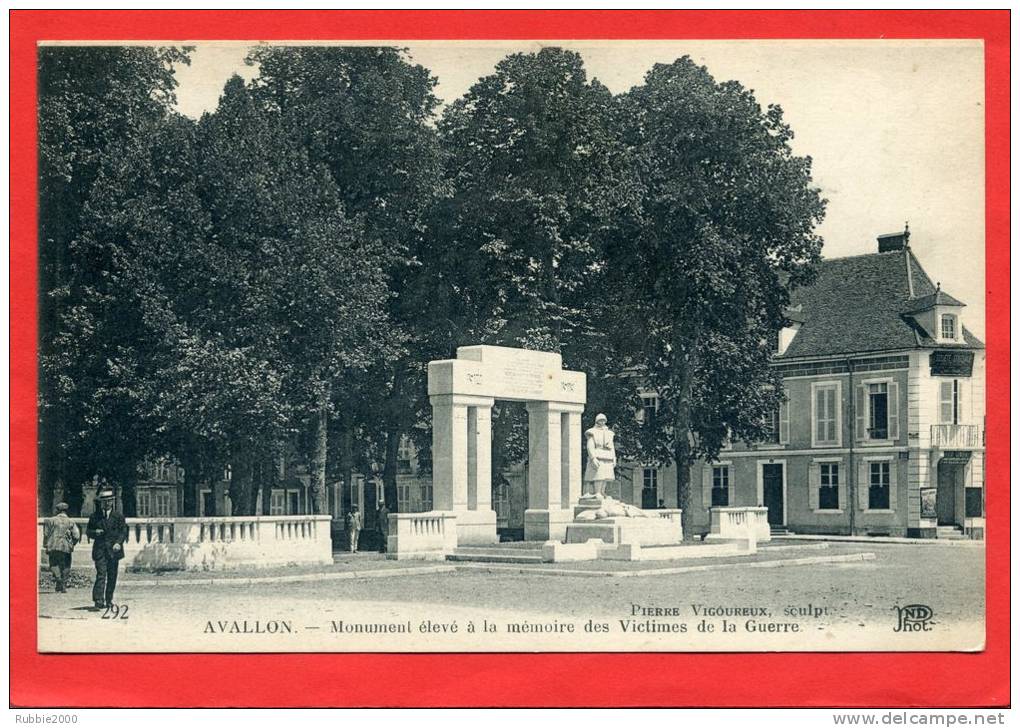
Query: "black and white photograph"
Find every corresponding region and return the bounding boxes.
[36,39,986,653]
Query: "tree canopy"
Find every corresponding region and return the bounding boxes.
[38,47,824,530]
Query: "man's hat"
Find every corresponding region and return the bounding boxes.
[595,413,608,423]
[54,502,69,513]
[97,487,116,500]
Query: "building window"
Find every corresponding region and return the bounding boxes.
[867,383,889,440]
[397,437,415,472]
[965,487,983,518]
[397,483,411,512]
[818,463,839,510]
[939,379,960,424]
[154,491,172,517]
[494,482,510,527]
[868,461,890,510]
[764,408,780,443]
[638,394,659,426]
[270,491,286,516]
[641,467,659,509]
[711,465,730,507]
[941,314,957,340]
[136,490,152,517]
[420,483,433,511]
[812,383,840,446]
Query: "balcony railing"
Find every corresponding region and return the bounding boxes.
[931,424,983,449]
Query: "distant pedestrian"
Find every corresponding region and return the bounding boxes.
[345,506,363,553]
[43,502,80,593]
[377,502,390,553]
[86,487,128,609]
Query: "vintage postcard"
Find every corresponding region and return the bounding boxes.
[33,36,988,656]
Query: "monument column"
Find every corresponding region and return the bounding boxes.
[430,394,469,511]
[431,393,497,545]
[561,408,583,512]
[525,401,585,541]
[468,403,493,512]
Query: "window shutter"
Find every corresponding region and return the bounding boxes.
[702,465,713,508]
[779,392,790,444]
[808,462,820,510]
[727,470,735,507]
[836,461,844,510]
[888,461,898,512]
[887,382,900,441]
[939,380,954,424]
[855,385,867,441]
[857,461,870,511]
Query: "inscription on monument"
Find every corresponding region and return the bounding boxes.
[498,360,549,399]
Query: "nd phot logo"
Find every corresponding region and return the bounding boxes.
[892,604,935,632]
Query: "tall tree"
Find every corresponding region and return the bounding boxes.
[76,76,392,515]
[436,47,642,481]
[38,45,191,514]
[611,57,826,537]
[246,47,444,510]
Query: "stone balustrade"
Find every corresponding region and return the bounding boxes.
[386,511,458,560]
[38,515,333,572]
[707,506,771,543]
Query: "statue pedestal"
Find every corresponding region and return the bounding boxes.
[524,508,575,541]
[454,508,499,545]
[564,517,683,546]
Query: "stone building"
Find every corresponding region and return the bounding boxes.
[630,230,986,539]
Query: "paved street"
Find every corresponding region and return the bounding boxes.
[38,541,984,653]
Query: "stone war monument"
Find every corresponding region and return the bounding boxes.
[427,345,586,543]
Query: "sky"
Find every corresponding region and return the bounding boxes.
[170,40,986,339]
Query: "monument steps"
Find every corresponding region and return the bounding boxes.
[446,548,544,564]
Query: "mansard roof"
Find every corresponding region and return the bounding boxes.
[779,248,983,360]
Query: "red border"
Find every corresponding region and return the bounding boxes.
[10,10,1010,708]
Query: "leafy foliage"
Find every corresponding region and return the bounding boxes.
[609,58,826,534]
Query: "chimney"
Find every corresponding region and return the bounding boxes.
[877,223,910,253]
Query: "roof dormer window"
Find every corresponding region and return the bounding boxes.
[941,314,958,341]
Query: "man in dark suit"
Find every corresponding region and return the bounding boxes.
[86,487,128,609]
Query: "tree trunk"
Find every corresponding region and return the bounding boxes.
[310,387,330,515]
[179,450,200,517]
[229,447,255,516]
[383,428,400,513]
[120,477,138,518]
[673,357,697,541]
[340,424,354,516]
[261,456,278,516]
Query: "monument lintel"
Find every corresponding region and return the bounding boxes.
[425,345,588,548]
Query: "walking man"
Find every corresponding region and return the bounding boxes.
[86,487,128,609]
[345,505,363,553]
[43,502,80,593]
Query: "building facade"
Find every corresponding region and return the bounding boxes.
[629,231,985,539]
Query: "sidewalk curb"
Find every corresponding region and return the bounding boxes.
[109,549,878,586]
[451,552,877,578]
[118,564,456,588]
[774,534,984,546]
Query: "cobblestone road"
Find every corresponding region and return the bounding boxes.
[37,541,984,653]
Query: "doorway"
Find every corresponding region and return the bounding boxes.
[936,460,963,526]
[762,463,785,526]
[201,490,216,517]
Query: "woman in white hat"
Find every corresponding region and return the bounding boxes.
[583,413,616,498]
